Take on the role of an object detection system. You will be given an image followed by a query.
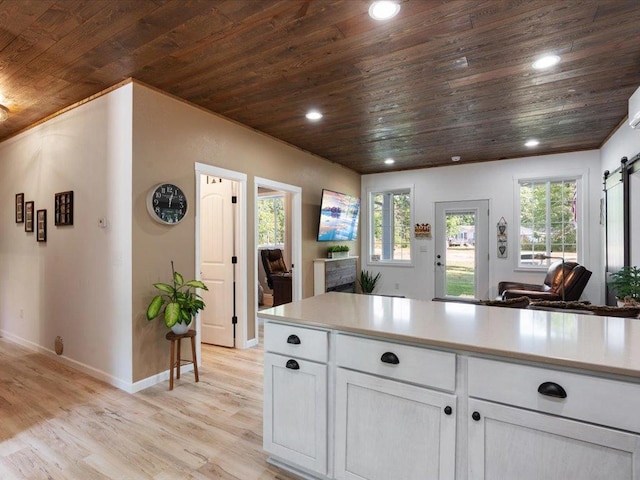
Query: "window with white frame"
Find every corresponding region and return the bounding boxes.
[517,177,580,268]
[258,194,285,247]
[369,188,412,263]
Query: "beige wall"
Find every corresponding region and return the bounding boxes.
[0,84,134,387]
[131,82,360,381]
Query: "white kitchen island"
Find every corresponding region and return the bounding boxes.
[258,292,640,480]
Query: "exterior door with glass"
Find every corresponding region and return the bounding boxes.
[434,200,489,300]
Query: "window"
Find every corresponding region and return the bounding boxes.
[258,195,285,247]
[369,188,412,263]
[518,177,579,268]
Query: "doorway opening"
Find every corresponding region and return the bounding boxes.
[434,200,489,300]
[254,177,302,331]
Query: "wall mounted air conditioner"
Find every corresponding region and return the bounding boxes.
[629,86,640,129]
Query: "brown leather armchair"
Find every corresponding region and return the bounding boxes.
[260,248,289,289]
[499,261,592,301]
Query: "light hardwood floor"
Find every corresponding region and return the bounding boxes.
[0,333,300,480]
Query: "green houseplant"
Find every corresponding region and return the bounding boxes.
[358,269,381,294]
[327,245,350,259]
[146,262,208,333]
[609,266,640,304]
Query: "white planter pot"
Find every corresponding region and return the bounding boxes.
[171,321,191,335]
[328,251,349,259]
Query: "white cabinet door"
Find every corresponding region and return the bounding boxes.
[335,368,456,480]
[468,398,640,480]
[263,353,327,476]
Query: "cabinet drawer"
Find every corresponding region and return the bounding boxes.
[336,334,456,391]
[264,322,328,363]
[468,357,640,433]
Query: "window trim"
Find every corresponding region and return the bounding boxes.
[366,185,415,267]
[514,173,585,271]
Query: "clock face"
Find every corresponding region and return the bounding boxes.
[146,183,188,225]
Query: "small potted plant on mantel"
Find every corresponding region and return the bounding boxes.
[609,266,640,306]
[327,245,350,259]
[146,261,209,334]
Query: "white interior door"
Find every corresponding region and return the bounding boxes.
[434,200,489,300]
[200,175,235,347]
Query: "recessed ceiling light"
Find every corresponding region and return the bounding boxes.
[305,110,323,121]
[384,158,395,165]
[0,105,8,122]
[525,139,540,147]
[451,156,461,162]
[532,54,560,70]
[368,1,400,20]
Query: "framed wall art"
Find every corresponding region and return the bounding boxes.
[37,209,47,242]
[15,193,24,223]
[497,217,507,258]
[54,191,74,226]
[25,201,34,232]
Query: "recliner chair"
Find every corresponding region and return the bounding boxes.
[499,260,592,301]
[261,248,289,289]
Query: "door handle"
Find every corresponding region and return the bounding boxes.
[436,262,445,266]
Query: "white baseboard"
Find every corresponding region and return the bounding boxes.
[130,364,194,393]
[0,329,133,391]
[0,329,190,394]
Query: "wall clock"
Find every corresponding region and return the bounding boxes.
[146,183,188,225]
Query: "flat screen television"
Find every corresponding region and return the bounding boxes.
[317,189,360,241]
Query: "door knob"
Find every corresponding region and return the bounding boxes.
[436,262,444,266]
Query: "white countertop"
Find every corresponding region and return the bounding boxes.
[258,292,640,379]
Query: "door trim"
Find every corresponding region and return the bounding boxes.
[195,163,248,353]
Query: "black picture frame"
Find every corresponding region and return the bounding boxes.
[15,193,24,223]
[54,191,74,226]
[37,209,47,242]
[25,201,34,232]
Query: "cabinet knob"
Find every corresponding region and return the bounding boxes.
[380,352,400,365]
[472,411,481,421]
[286,334,301,345]
[537,381,567,399]
[285,359,300,370]
[444,406,453,416]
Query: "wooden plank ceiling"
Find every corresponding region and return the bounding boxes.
[0,0,639,174]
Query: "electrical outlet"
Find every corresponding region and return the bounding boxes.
[395,283,399,290]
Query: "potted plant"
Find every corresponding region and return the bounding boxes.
[146,261,208,334]
[359,269,381,294]
[327,245,350,259]
[609,266,640,305]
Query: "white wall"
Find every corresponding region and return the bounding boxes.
[601,118,640,266]
[0,85,133,387]
[362,151,603,303]
[601,121,640,173]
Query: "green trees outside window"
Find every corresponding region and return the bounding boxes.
[258,195,285,247]
[519,178,578,267]
[370,189,411,262]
